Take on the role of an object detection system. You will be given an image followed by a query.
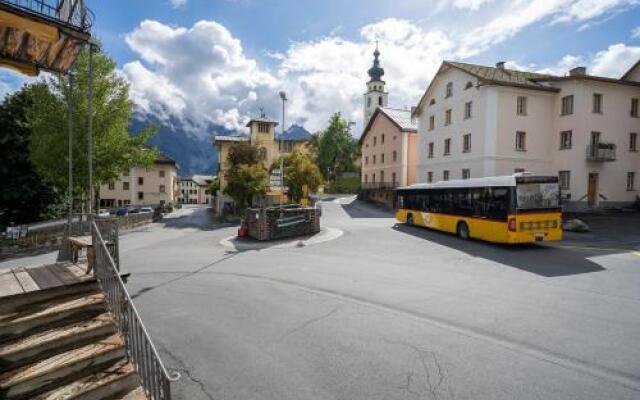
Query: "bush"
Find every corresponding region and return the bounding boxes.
[326,177,360,194]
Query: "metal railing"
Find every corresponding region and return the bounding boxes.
[586,143,616,162]
[92,221,179,400]
[0,0,94,30]
[361,182,399,190]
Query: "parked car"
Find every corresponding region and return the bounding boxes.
[128,208,141,214]
[109,208,119,216]
[115,208,129,217]
[139,207,153,214]
[95,209,110,218]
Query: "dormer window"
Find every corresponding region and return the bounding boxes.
[445,82,453,98]
[465,81,473,90]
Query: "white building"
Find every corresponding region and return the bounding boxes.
[178,175,213,205]
[99,153,179,208]
[363,42,388,127]
[414,60,640,210]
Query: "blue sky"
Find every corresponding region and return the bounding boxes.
[2,0,640,135]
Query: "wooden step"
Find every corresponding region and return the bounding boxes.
[0,272,97,315]
[32,359,140,400]
[0,313,116,372]
[0,334,126,399]
[119,386,148,400]
[0,292,105,342]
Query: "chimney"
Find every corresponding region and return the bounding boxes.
[569,66,586,76]
[496,61,506,70]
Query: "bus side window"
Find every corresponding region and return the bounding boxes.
[488,187,509,220]
[398,195,404,209]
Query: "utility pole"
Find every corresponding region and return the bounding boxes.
[279,91,287,208]
[87,42,95,217]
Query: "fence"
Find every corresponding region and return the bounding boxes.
[0,0,94,30]
[92,220,179,400]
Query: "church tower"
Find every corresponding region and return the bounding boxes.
[363,42,388,127]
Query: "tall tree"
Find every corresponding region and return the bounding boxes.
[273,150,322,203]
[315,112,359,181]
[223,142,268,210]
[0,85,61,227]
[28,46,156,210]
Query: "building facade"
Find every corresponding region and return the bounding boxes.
[414,60,640,210]
[360,107,417,207]
[177,175,213,205]
[99,153,179,208]
[213,116,311,214]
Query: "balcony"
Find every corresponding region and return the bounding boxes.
[0,0,93,30]
[361,182,399,190]
[586,143,616,162]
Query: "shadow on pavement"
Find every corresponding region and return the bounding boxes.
[340,200,394,219]
[393,223,609,277]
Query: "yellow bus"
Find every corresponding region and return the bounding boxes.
[395,173,562,243]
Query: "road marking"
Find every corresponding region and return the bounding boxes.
[550,244,640,254]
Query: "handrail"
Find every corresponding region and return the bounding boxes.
[0,0,93,30]
[92,221,179,400]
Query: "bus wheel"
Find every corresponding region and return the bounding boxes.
[457,221,470,240]
[406,214,414,226]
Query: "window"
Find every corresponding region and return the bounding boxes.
[464,102,472,119]
[514,168,525,173]
[463,134,471,153]
[381,153,385,163]
[427,171,433,183]
[632,98,639,117]
[462,169,470,179]
[373,155,377,164]
[108,182,115,190]
[381,134,385,144]
[138,177,144,185]
[392,150,397,162]
[378,96,383,106]
[258,122,270,133]
[630,133,638,152]
[561,95,574,115]
[517,96,527,115]
[392,172,397,184]
[380,171,385,182]
[429,115,435,130]
[429,98,436,106]
[593,93,602,114]
[159,185,166,193]
[465,81,473,90]
[159,170,165,178]
[627,172,635,191]
[445,82,453,98]
[123,182,130,190]
[428,142,434,158]
[372,173,376,183]
[367,97,371,107]
[444,138,451,155]
[373,136,377,146]
[138,192,144,200]
[365,156,369,165]
[364,174,368,183]
[443,170,450,181]
[560,130,572,149]
[445,109,452,125]
[515,131,526,151]
[559,171,570,190]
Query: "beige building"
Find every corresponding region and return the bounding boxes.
[213,115,311,214]
[414,60,640,211]
[360,107,417,207]
[99,153,179,208]
[178,175,213,205]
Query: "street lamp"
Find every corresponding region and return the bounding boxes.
[279,91,287,208]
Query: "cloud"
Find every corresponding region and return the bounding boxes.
[451,0,496,11]
[169,0,187,8]
[632,26,640,38]
[589,43,640,76]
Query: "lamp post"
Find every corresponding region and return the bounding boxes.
[86,42,95,217]
[67,72,74,232]
[279,90,287,208]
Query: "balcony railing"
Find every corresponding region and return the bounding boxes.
[586,143,616,162]
[361,182,399,190]
[0,0,93,31]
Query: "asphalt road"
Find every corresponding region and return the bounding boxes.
[33,201,640,399]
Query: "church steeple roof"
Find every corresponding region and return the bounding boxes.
[367,41,384,83]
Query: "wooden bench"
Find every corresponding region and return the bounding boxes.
[68,235,93,274]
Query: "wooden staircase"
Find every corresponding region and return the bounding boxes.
[0,279,147,400]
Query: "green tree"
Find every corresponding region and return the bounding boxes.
[315,112,359,181]
[0,85,62,227]
[209,176,220,195]
[273,150,322,203]
[28,46,157,210]
[227,141,264,166]
[224,164,268,210]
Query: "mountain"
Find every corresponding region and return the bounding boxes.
[130,115,236,176]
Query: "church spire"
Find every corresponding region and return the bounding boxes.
[367,41,384,83]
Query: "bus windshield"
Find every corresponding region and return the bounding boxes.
[516,182,560,209]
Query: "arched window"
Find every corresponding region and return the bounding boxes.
[378,96,383,106]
